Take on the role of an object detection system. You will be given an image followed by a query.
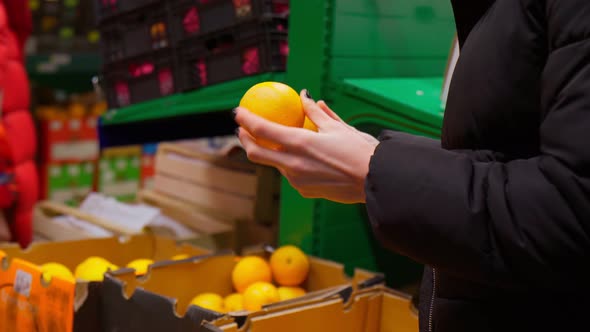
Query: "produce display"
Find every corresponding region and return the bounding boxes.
[190,245,310,312]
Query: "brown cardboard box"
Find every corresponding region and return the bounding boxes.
[101,249,378,332]
[153,141,281,225]
[208,286,419,332]
[34,197,228,250]
[33,200,120,241]
[0,235,210,332]
[137,189,277,252]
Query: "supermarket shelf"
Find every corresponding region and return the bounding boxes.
[26,53,101,92]
[98,72,286,148]
[340,77,445,129]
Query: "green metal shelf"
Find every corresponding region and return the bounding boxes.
[100,73,285,126]
[335,77,444,137]
[26,53,101,93]
[98,73,286,148]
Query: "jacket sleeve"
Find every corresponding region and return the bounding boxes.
[365,3,590,291]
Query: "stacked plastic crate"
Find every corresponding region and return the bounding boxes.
[171,0,289,92]
[96,0,177,108]
[97,0,290,109]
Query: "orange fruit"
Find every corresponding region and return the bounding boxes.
[91,101,108,116]
[303,117,318,132]
[232,256,272,293]
[243,282,280,311]
[224,293,244,312]
[239,82,305,150]
[69,103,87,118]
[190,293,225,312]
[270,245,310,286]
[74,256,119,281]
[126,258,154,275]
[277,286,306,301]
[40,263,75,283]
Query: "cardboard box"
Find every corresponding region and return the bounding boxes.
[34,195,230,250]
[101,250,379,332]
[98,146,142,202]
[138,189,277,251]
[207,286,419,332]
[0,235,210,332]
[40,161,95,205]
[39,116,99,163]
[33,200,115,241]
[153,141,280,224]
[141,143,159,190]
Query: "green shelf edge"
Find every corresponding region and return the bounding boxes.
[337,77,445,130]
[100,72,286,126]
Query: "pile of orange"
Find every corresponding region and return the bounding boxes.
[190,245,310,313]
[239,82,318,150]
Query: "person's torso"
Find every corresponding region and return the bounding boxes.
[425,0,588,331]
[442,0,546,159]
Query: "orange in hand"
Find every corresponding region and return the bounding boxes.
[303,117,318,132]
[239,82,305,150]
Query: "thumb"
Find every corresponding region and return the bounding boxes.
[300,89,333,129]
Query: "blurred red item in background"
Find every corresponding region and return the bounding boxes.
[0,0,38,247]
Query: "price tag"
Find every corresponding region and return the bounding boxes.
[13,270,32,297]
[0,257,75,332]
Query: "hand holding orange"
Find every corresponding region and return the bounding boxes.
[238,82,305,150]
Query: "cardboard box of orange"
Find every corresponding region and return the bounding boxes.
[204,285,418,332]
[0,235,210,332]
[100,247,380,332]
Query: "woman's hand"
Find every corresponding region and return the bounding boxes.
[235,90,379,204]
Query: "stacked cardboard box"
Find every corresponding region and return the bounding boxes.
[146,137,281,250]
[97,146,142,202]
[39,115,99,206]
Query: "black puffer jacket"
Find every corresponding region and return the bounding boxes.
[365,0,590,331]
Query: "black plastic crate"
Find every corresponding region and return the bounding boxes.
[31,0,100,52]
[94,0,161,24]
[103,49,179,108]
[176,19,288,91]
[169,0,289,44]
[99,4,172,65]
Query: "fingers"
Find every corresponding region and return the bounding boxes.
[300,90,334,129]
[317,100,344,123]
[234,107,307,150]
[236,127,297,168]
